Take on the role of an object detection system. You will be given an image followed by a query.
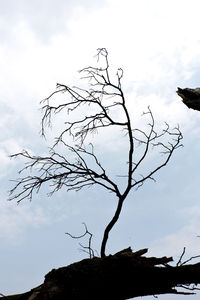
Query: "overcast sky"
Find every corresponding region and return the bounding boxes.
[1,0,200,299]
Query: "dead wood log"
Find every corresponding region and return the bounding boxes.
[2,248,200,300]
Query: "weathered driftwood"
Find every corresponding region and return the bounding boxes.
[2,248,200,300]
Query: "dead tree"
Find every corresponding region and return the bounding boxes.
[7,49,200,300]
[9,48,182,259]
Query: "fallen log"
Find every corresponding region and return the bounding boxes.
[2,248,200,300]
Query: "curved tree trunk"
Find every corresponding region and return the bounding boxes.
[2,248,200,300]
[100,197,124,257]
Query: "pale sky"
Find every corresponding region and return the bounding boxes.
[1,0,200,299]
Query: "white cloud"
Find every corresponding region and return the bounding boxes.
[0,139,24,178]
[149,205,200,261]
[0,200,50,242]
[0,0,107,43]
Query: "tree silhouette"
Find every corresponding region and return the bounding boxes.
[9,48,183,258]
[5,48,200,300]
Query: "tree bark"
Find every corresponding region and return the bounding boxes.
[2,248,200,300]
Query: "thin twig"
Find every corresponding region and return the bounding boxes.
[66,223,94,258]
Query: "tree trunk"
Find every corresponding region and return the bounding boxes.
[3,248,200,300]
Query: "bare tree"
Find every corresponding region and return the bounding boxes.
[9,48,183,258]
